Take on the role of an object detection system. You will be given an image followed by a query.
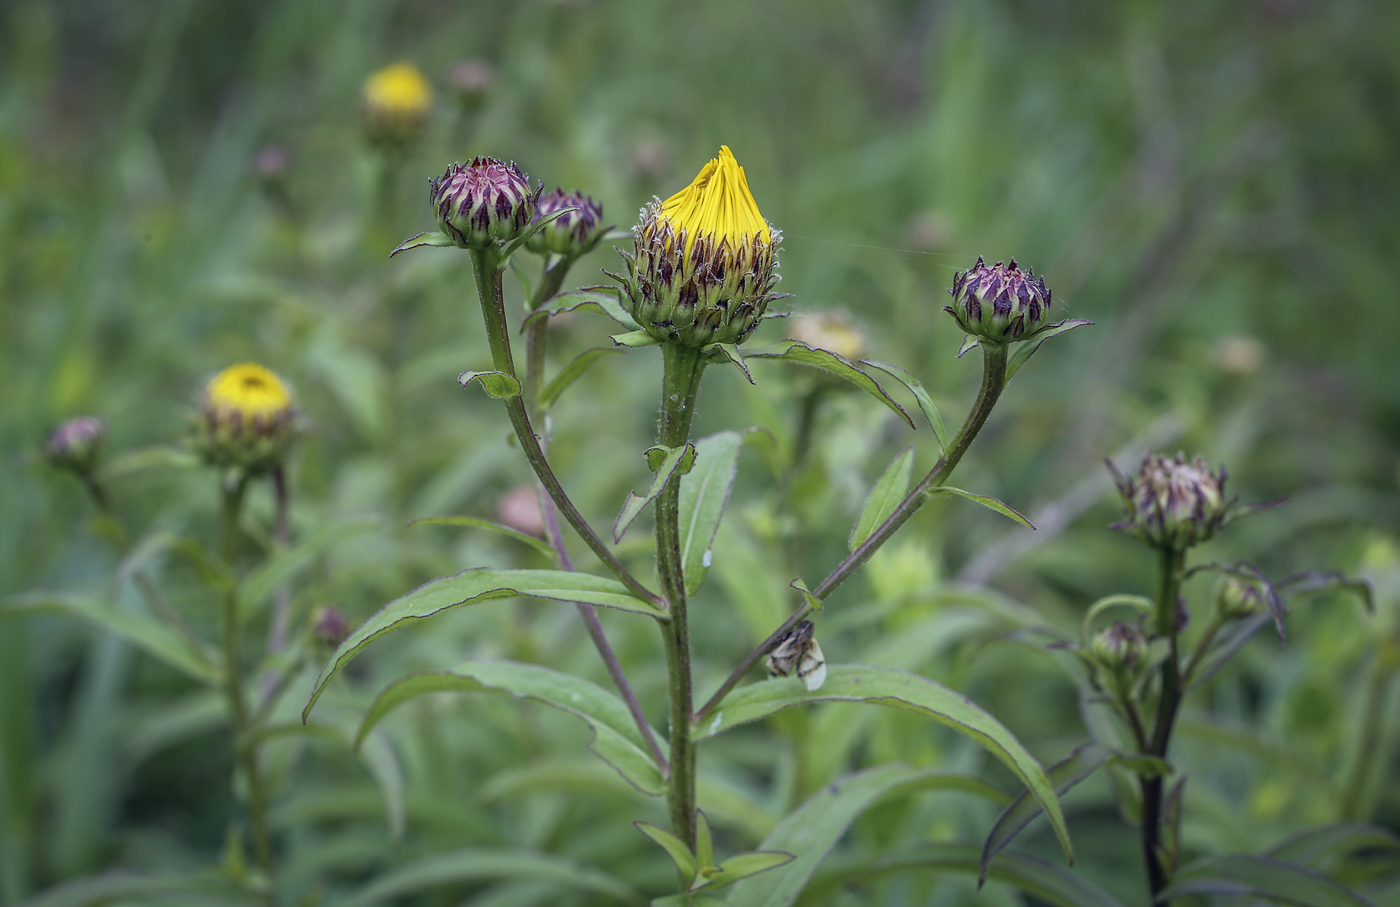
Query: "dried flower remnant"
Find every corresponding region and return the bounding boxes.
[766,620,827,691]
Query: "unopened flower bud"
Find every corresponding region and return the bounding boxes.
[430,157,539,251]
[363,63,432,145]
[1215,577,1266,621]
[44,416,105,476]
[447,59,495,107]
[312,607,351,647]
[527,189,605,258]
[945,257,1052,343]
[788,312,865,361]
[193,363,298,474]
[617,145,783,348]
[497,486,546,537]
[1091,621,1147,671]
[1110,453,1235,551]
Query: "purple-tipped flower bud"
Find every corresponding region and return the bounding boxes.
[1110,453,1236,551]
[616,145,783,348]
[1091,621,1147,671]
[193,363,299,475]
[527,189,605,258]
[44,416,105,476]
[312,607,351,647]
[430,157,539,251]
[945,257,1053,343]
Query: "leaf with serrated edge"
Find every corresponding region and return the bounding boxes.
[695,665,1071,867]
[743,340,913,428]
[860,360,948,450]
[304,568,663,719]
[540,348,624,409]
[615,444,697,542]
[1160,854,1376,907]
[928,486,1035,529]
[679,432,745,595]
[407,515,555,558]
[849,446,915,552]
[636,822,697,880]
[354,661,665,796]
[1005,319,1094,381]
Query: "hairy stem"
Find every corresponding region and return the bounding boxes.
[657,343,706,852]
[696,342,1009,722]
[1140,546,1186,905]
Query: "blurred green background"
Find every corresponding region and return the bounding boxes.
[3,0,1399,904]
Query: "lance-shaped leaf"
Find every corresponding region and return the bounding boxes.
[354,661,665,795]
[699,851,796,893]
[857,843,1128,907]
[540,347,624,409]
[709,343,755,384]
[1278,570,1374,614]
[1267,823,1400,868]
[742,340,914,428]
[693,665,1071,865]
[679,432,745,595]
[15,870,263,907]
[612,329,660,348]
[1,593,218,685]
[1005,319,1094,381]
[859,360,948,450]
[1159,854,1377,906]
[927,486,1035,530]
[458,370,522,399]
[522,288,642,332]
[980,743,1109,885]
[849,446,915,551]
[407,515,556,559]
[636,822,697,881]
[337,847,638,907]
[389,230,456,257]
[304,568,664,719]
[615,444,698,542]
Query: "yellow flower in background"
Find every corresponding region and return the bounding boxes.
[195,363,298,473]
[363,62,432,143]
[619,145,784,348]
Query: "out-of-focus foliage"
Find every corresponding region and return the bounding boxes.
[2,0,1399,905]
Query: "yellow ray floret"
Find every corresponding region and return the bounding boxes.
[207,363,292,419]
[660,145,770,252]
[364,62,432,115]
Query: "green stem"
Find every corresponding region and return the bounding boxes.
[696,342,1009,722]
[1140,546,1186,905]
[656,342,707,853]
[468,249,663,609]
[524,259,570,414]
[219,475,275,897]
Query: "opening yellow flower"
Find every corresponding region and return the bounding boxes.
[659,145,770,252]
[206,363,293,420]
[363,63,432,117]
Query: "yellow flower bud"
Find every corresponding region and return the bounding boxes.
[194,363,298,474]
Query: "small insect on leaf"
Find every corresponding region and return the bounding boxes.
[765,620,827,691]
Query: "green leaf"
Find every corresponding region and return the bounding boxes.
[540,347,624,409]
[1267,824,1400,868]
[15,871,262,907]
[704,852,796,891]
[695,810,718,878]
[1160,854,1377,906]
[1006,319,1094,381]
[788,578,821,612]
[615,444,698,542]
[743,340,914,428]
[238,516,378,617]
[980,743,1109,884]
[710,343,755,384]
[956,336,980,358]
[859,360,948,449]
[98,445,201,480]
[1279,570,1375,614]
[353,660,665,796]
[0,593,218,684]
[726,764,998,907]
[337,847,639,907]
[679,431,745,595]
[636,822,698,881]
[523,288,642,331]
[612,330,660,348]
[859,842,1128,907]
[693,665,1071,865]
[849,446,915,552]
[407,514,556,558]
[653,897,732,907]
[927,486,1035,529]
[303,568,664,719]
[458,369,523,399]
[357,729,407,840]
[389,230,456,257]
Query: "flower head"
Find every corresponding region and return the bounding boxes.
[617,145,783,347]
[194,363,298,474]
[430,157,539,251]
[363,63,432,144]
[945,257,1052,343]
[527,188,605,258]
[43,416,105,476]
[1110,453,1236,551]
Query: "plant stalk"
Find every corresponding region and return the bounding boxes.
[1140,545,1186,905]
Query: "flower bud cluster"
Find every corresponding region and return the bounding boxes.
[1110,453,1235,551]
[527,189,605,259]
[44,416,105,476]
[430,157,539,252]
[945,258,1052,343]
[193,363,299,475]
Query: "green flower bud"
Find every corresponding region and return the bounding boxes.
[527,189,605,258]
[616,145,784,348]
[1091,621,1147,671]
[1215,577,1265,621]
[43,416,105,476]
[193,362,299,475]
[430,157,539,251]
[1110,452,1235,551]
[945,257,1052,343]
